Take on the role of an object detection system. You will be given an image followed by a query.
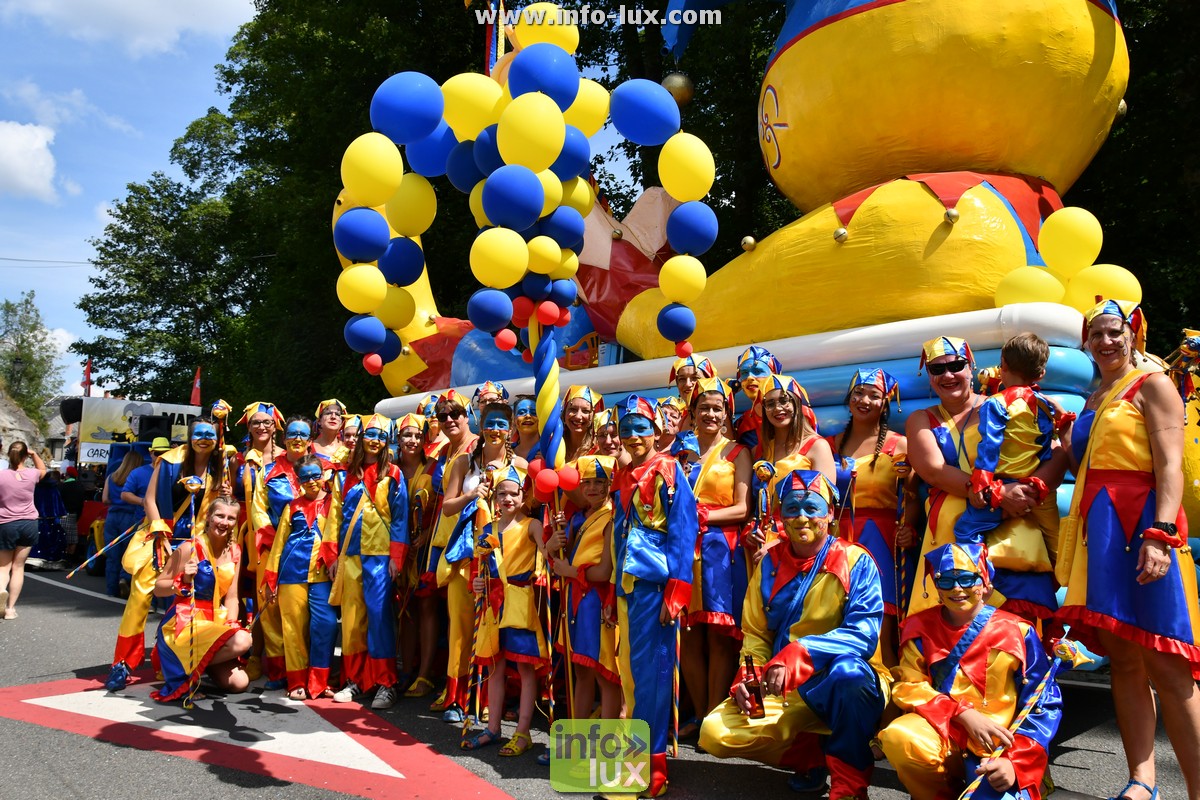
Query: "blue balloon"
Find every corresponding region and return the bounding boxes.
[549,279,577,307]
[520,327,531,348]
[482,165,544,231]
[344,314,387,353]
[542,206,585,249]
[450,329,533,385]
[473,125,505,177]
[519,221,542,241]
[378,236,425,286]
[522,273,553,301]
[507,43,581,111]
[570,239,584,256]
[467,288,514,334]
[656,303,696,342]
[610,79,681,147]
[370,71,444,145]
[333,207,390,263]
[666,201,719,256]
[502,283,525,300]
[375,329,403,363]
[446,140,484,193]
[406,120,457,177]
[549,125,590,181]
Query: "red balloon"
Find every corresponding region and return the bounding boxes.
[675,340,693,358]
[521,349,534,363]
[512,313,531,328]
[512,296,535,319]
[536,301,561,326]
[535,468,560,495]
[557,465,580,491]
[555,306,571,327]
[534,484,555,503]
[363,353,384,375]
[527,457,546,479]
[494,328,518,351]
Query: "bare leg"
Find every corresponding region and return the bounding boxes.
[598,674,622,720]
[399,602,418,680]
[516,662,536,736]
[418,595,441,679]
[706,627,740,717]
[4,546,31,615]
[573,664,598,719]
[486,656,506,736]
[679,624,708,728]
[1097,629,1158,800]
[208,630,252,692]
[1143,647,1200,800]
[0,549,12,595]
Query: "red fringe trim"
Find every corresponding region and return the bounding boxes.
[556,649,621,686]
[1000,598,1055,623]
[151,628,237,702]
[502,649,551,676]
[681,611,744,640]
[1057,606,1200,680]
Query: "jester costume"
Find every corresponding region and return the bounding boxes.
[611,395,698,797]
[151,535,241,702]
[910,337,1058,622]
[699,471,889,800]
[734,346,783,451]
[880,544,1062,800]
[1057,302,1200,675]
[256,455,304,682]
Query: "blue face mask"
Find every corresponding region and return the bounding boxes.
[191,424,217,442]
[297,464,324,483]
[514,400,537,419]
[738,359,772,380]
[482,413,511,432]
[361,427,387,441]
[285,422,312,441]
[618,414,655,438]
[781,490,831,520]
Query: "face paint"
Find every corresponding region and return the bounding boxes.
[297,464,324,483]
[482,413,512,432]
[738,359,772,379]
[780,490,831,520]
[191,424,217,442]
[618,414,655,438]
[361,428,388,441]
[285,422,312,441]
[514,400,537,419]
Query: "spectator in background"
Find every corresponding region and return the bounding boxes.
[101,451,145,597]
[60,466,87,563]
[0,442,48,619]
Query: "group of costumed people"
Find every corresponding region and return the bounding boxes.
[95,298,1199,800]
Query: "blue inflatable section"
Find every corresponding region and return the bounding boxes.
[449,305,598,386]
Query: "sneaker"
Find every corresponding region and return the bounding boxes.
[371,685,397,710]
[105,662,130,692]
[441,704,466,724]
[333,682,362,704]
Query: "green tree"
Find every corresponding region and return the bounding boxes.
[0,291,65,429]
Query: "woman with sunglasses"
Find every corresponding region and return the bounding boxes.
[679,377,752,739]
[312,399,348,465]
[905,337,1063,622]
[394,412,440,699]
[1055,301,1200,800]
[325,414,410,711]
[733,346,783,450]
[106,416,231,692]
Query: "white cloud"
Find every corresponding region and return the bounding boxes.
[61,177,82,196]
[48,326,76,355]
[0,0,256,57]
[93,201,114,224]
[0,121,58,202]
[3,79,136,135]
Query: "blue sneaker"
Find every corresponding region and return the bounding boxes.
[441,704,466,724]
[264,678,288,691]
[787,767,828,793]
[104,662,130,692]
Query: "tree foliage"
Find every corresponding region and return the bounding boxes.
[0,291,65,429]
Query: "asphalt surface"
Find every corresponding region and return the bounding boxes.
[0,566,1188,800]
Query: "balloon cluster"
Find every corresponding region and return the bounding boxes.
[993,206,1142,312]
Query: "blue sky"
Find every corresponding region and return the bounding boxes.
[0,0,255,394]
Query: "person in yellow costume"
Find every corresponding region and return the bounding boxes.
[1056,300,1200,800]
[755,374,836,512]
[669,354,716,432]
[879,543,1062,800]
[312,399,348,465]
[905,337,1065,623]
[699,469,889,799]
[394,412,439,698]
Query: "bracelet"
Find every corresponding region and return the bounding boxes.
[1141,526,1186,548]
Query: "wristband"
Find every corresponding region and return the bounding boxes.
[173,575,193,597]
[1054,411,1077,434]
[1019,476,1051,505]
[1142,525,1185,548]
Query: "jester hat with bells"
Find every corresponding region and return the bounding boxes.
[1084,299,1147,355]
[614,394,662,432]
[473,381,510,404]
[315,398,346,419]
[564,384,605,413]
[918,336,976,373]
[921,542,994,598]
[846,368,901,411]
[237,401,284,428]
[758,374,819,433]
[576,454,616,482]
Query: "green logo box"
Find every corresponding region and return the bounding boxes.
[548,719,651,794]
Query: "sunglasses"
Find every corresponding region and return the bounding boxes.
[436,409,466,422]
[927,359,969,376]
[934,573,984,590]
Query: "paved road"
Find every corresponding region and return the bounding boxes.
[0,567,1187,800]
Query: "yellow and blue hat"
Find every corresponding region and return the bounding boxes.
[1084,299,1146,354]
[341,413,363,431]
[669,354,716,383]
[316,398,346,418]
[759,374,818,431]
[564,384,604,412]
[492,463,526,489]
[417,394,438,417]
[576,455,616,481]
[614,394,661,431]
[773,469,839,507]
[395,412,425,433]
[657,395,686,414]
[737,345,782,376]
[847,368,901,409]
[923,542,994,585]
[363,413,391,434]
[237,401,284,427]
[592,408,617,432]
[473,381,509,403]
[670,430,700,458]
[919,337,975,373]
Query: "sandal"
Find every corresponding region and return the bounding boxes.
[405,676,436,698]
[1112,780,1158,800]
[499,731,533,757]
[460,727,501,751]
[288,688,307,701]
[677,717,701,740]
[319,688,335,699]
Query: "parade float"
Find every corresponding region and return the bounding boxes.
[323,1,1197,532]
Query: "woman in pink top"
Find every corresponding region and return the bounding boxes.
[0,441,47,619]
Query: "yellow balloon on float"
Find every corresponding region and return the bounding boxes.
[527,235,561,275]
[469,180,490,228]
[512,1,580,53]
[341,132,405,208]
[993,266,1065,307]
[550,248,579,280]
[373,285,417,329]
[564,78,609,138]
[498,92,566,173]
[442,72,504,140]
[660,254,707,304]
[470,227,530,288]
[1062,263,1142,312]
[385,174,437,237]
[536,170,563,217]
[337,264,388,313]
[1038,206,1103,279]
[561,176,595,216]
[659,132,715,202]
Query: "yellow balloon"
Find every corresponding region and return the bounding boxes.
[337,264,388,313]
[561,176,595,216]
[659,132,715,202]
[1062,263,1142,312]
[527,235,561,275]
[498,92,566,173]
[385,174,437,237]
[442,72,503,141]
[660,254,707,304]
[549,248,579,280]
[564,78,609,138]
[341,132,405,208]
[469,180,490,228]
[536,170,563,217]
[373,285,417,329]
[470,227,530,288]
[512,2,580,54]
[1038,207,1103,278]
[992,266,1065,307]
